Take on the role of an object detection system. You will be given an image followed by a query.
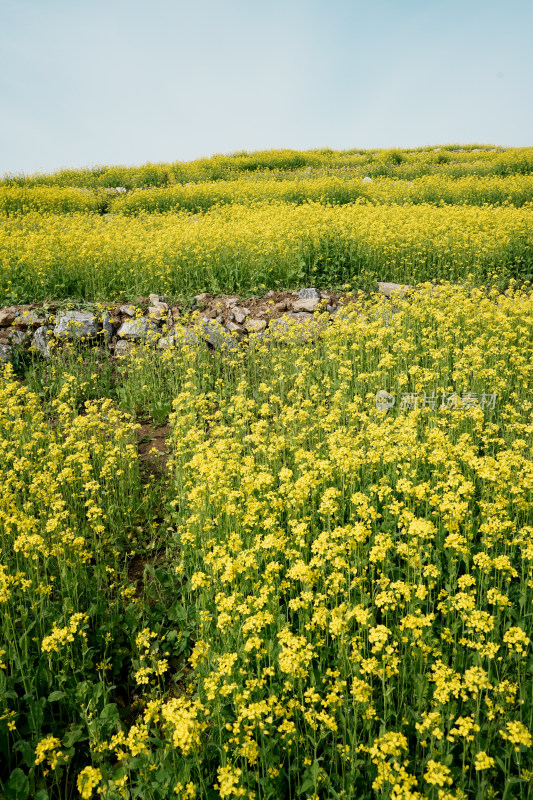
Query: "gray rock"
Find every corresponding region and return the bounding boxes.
[101,311,114,337]
[268,312,323,343]
[117,318,160,341]
[298,288,321,300]
[199,320,239,352]
[114,340,133,356]
[54,311,99,339]
[194,293,209,305]
[225,321,246,337]
[330,307,357,323]
[232,307,250,324]
[0,343,12,362]
[292,297,320,313]
[147,305,167,321]
[119,304,136,317]
[158,326,198,349]
[148,294,169,312]
[32,326,51,358]
[377,282,413,298]
[15,309,46,327]
[8,330,29,345]
[0,306,18,326]
[245,318,266,333]
[374,308,398,329]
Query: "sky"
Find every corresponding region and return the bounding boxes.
[1,0,532,177]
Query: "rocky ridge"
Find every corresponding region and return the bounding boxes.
[0,283,412,362]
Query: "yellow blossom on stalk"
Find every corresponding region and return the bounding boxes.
[215,765,248,798]
[424,760,453,787]
[41,613,88,653]
[77,766,102,799]
[499,720,533,751]
[474,751,495,771]
[503,626,530,654]
[35,736,64,770]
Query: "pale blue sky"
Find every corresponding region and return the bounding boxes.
[1,0,531,176]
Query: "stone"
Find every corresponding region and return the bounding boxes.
[232,307,249,324]
[330,307,355,322]
[362,176,372,184]
[32,326,51,358]
[194,293,209,305]
[273,300,289,312]
[117,318,160,341]
[158,326,198,349]
[199,320,239,352]
[173,325,199,346]
[149,294,169,311]
[101,312,115,337]
[374,308,398,329]
[54,311,99,339]
[147,305,167,321]
[287,311,315,322]
[114,340,132,356]
[119,305,136,317]
[0,343,12,362]
[292,297,320,313]
[8,330,28,345]
[0,306,18,326]
[245,319,266,333]
[15,309,46,326]
[377,282,413,298]
[298,288,321,300]
[268,312,322,343]
[225,321,246,337]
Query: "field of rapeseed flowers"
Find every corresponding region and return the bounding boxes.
[0,147,532,800]
[1,145,533,302]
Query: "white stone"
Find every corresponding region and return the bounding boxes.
[54,311,98,339]
[298,288,321,300]
[292,297,320,313]
[117,318,160,340]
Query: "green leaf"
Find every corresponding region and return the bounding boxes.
[48,690,66,702]
[3,768,29,800]
[167,601,187,623]
[62,725,85,748]
[100,703,119,725]
[13,740,34,768]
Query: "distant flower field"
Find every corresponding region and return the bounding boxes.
[1,200,532,302]
[1,145,533,303]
